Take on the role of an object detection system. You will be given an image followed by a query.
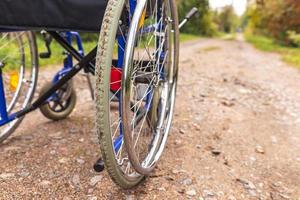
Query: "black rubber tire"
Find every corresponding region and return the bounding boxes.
[39,82,77,121]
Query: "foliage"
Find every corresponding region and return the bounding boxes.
[245,33,300,68]
[287,31,300,47]
[246,0,300,45]
[213,5,239,33]
[178,0,217,36]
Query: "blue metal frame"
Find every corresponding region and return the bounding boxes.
[0,70,9,125]
[0,0,162,154]
[47,31,85,102]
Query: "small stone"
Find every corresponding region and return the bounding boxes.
[236,178,256,190]
[228,195,236,200]
[271,136,278,144]
[177,188,185,194]
[172,169,187,174]
[158,187,166,191]
[186,189,197,196]
[221,101,235,107]
[0,173,14,179]
[174,139,182,145]
[211,149,222,156]
[196,145,202,149]
[76,158,85,165]
[79,138,85,142]
[203,189,215,197]
[90,175,103,186]
[255,145,265,154]
[182,178,193,186]
[50,132,63,140]
[279,194,291,199]
[50,150,56,155]
[88,188,94,194]
[250,156,257,162]
[165,176,175,181]
[19,171,30,178]
[71,174,80,187]
[70,128,79,134]
[217,191,224,196]
[40,180,51,187]
[125,195,136,200]
[87,197,97,200]
[59,157,69,164]
[179,129,186,134]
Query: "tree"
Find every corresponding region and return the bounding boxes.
[178,0,217,36]
[246,0,300,45]
[216,5,239,33]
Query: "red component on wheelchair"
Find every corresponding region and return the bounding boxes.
[110,67,122,92]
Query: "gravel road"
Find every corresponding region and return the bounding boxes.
[0,38,299,199]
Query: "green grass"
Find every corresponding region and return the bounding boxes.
[221,33,237,41]
[245,33,300,68]
[38,38,97,67]
[1,33,200,71]
[179,33,201,42]
[198,46,221,53]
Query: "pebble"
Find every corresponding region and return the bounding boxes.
[255,145,265,154]
[90,175,103,186]
[40,180,51,187]
[71,174,80,187]
[172,169,187,174]
[59,157,69,164]
[76,158,85,165]
[158,187,166,191]
[271,136,278,144]
[125,195,136,200]
[196,145,202,149]
[79,138,85,142]
[211,149,222,156]
[87,197,97,200]
[0,173,14,179]
[19,171,30,178]
[236,178,256,190]
[50,132,63,140]
[186,189,197,196]
[70,128,79,134]
[182,178,193,186]
[228,195,236,200]
[50,150,56,155]
[174,139,182,145]
[179,129,186,134]
[203,189,215,197]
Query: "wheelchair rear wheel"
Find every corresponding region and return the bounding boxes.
[96,0,179,188]
[96,0,145,189]
[0,31,38,143]
[121,0,179,175]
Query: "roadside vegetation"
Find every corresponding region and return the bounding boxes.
[244,0,300,68]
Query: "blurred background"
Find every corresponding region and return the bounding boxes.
[179,0,300,67]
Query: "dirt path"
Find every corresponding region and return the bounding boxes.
[0,38,300,199]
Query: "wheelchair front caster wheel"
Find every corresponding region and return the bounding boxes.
[94,158,105,172]
[39,81,77,121]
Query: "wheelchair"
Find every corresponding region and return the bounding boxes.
[0,0,196,189]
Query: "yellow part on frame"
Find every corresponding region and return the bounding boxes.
[9,71,19,92]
